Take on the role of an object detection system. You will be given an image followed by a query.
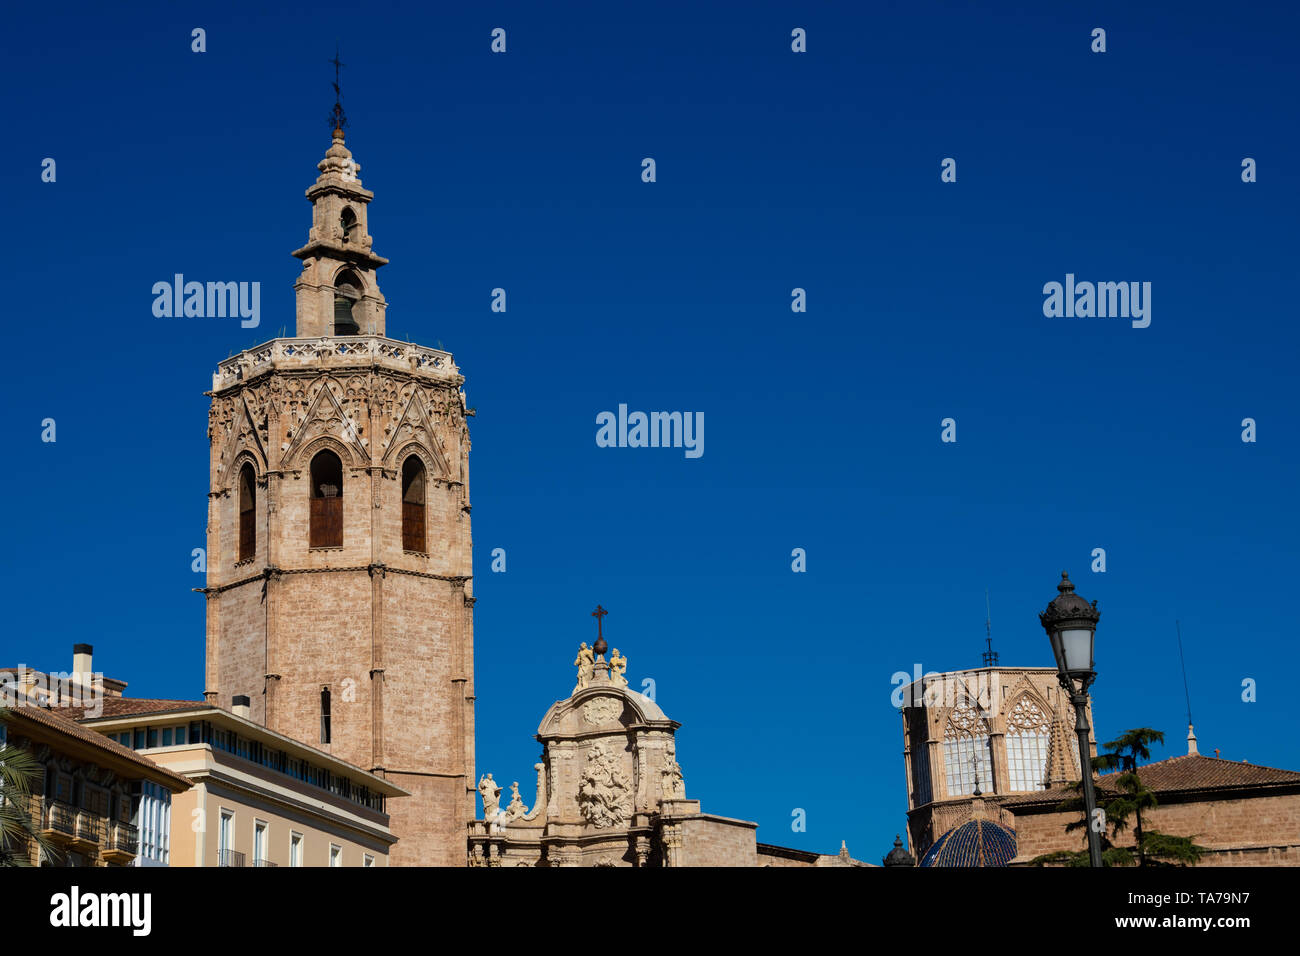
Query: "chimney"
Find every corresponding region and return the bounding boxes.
[72,643,104,700]
[73,643,93,680]
[231,695,251,719]
[1187,723,1198,755]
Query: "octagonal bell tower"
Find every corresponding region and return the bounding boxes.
[202,122,475,867]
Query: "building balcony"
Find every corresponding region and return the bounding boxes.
[70,810,102,852]
[41,800,76,845]
[217,849,246,868]
[2,832,33,866]
[212,335,460,392]
[102,822,139,865]
[252,858,278,867]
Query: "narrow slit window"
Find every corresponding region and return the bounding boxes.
[320,686,332,744]
[238,463,256,562]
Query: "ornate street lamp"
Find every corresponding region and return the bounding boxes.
[1039,571,1103,868]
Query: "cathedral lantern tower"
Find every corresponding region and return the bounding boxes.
[202,104,475,866]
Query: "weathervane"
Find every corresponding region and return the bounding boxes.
[328,44,348,133]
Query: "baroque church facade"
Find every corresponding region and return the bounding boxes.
[469,633,863,866]
[203,125,475,866]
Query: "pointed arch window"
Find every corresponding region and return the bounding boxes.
[943,705,993,797]
[237,463,256,562]
[1005,697,1051,792]
[310,450,343,548]
[333,270,362,336]
[401,455,427,553]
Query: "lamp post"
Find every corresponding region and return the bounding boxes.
[1039,571,1103,868]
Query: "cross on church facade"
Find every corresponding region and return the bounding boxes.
[591,605,609,658]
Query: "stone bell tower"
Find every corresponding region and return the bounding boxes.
[202,110,475,866]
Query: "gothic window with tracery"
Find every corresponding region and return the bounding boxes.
[943,705,993,797]
[1005,697,1051,791]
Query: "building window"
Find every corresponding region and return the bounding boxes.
[401,455,427,553]
[131,782,171,866]
[253,820,268,866]
[329,844,342,867]
[238,463,256,562]
[942,705,993,797]
[218,810,234,867]
[340,207,358,244]
[320,686,332,745]
[290,832,303,867]
[1006,697,1052,791]
[363,853,375,868]
[911,745,932,807]
[309,451,343,548]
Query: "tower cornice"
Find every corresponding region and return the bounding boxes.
[210,334,463,394]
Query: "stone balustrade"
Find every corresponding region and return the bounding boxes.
[213,336,460,391]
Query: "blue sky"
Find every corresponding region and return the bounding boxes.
[4,1,1297,861]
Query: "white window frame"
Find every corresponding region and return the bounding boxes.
[253,819,268,865]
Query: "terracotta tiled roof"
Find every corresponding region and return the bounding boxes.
[1002,753,1300,808]
[60,697,212,721]
[4,705,191,791]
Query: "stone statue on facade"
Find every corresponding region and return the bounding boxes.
[478,772,502,819]
[610,648,628,687]
[661,749,686,800]
[573,642,595,690]
[503,781,528,822]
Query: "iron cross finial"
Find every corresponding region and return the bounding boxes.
[591,605,610,660]
[328,44,348,133]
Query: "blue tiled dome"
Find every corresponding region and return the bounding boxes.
[919,819,1017,867]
